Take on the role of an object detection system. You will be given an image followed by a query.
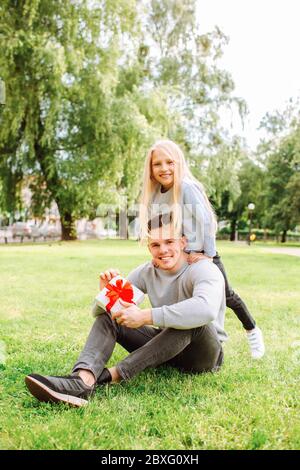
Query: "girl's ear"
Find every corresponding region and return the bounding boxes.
[181,236,187,250]
[150,162,156,182]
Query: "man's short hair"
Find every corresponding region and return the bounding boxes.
[147,212,184,240]
[147,212,173,233]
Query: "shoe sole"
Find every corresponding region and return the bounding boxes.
[25,376,88,407]
[252,352,265,359]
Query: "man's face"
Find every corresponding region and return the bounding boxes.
[148,225,186,271]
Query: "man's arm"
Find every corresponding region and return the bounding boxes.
[126,263,148,293]
[114,263,225,330]
[110,264,152,327]
[112,301,153,328]
[151,263,225,329]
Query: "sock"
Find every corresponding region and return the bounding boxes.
[97,368,112,385]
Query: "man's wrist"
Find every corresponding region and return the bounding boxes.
[142,308,153,325]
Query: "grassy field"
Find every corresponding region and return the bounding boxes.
[0,240,299,450]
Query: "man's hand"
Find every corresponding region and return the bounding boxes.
[112,300,152,328]
[99,268,120,290]
[187,252,213,264]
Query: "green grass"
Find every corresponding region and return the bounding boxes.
[253,240,300,248]
[0,240,299,450]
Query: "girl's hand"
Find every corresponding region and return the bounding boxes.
[99,269,120,290]
[187,253,213,264]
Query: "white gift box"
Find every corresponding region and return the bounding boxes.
[95,275,145,314]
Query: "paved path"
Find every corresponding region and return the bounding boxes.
[262,247,300,257]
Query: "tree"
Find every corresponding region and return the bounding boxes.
[0,0,247,239]
[258,96,300,158]
[284,171,300,229]
[264,130,300,242]
[140,0,247,152]
[259,99,300,242]
[135,0,248,220]
[0,0,148,239]
[225,158,266,240]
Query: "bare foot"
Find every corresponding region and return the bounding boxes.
[77,369,96,387]
[108,366,122,383]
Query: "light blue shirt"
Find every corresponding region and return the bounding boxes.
[151,178,217,257]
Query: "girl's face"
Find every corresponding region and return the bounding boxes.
[151,149,175,189]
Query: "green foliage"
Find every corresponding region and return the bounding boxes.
[205,138,243,210]
[0,0,249,239]
[217,155,266,236]
[142,0,247,151]
[0,0,164,237]
[263,128,300,236]
[258,96,300,158]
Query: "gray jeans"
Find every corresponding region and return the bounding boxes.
[72,313,224,381]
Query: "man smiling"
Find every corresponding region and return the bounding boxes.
[25,212,227,407]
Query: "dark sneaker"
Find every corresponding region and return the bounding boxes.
[25,373,94,407]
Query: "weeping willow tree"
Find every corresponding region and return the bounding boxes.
[0,0,160,239]
[135,0,248,213]
[0,0,247,239]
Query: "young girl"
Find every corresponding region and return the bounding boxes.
[139,139,265,359]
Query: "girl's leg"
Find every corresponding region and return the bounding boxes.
[213,253,265,359]
[213,253,256,330]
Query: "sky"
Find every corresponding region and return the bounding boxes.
[197,0,300,149]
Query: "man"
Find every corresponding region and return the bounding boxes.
[25,213,227,407]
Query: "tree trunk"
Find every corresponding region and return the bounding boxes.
[60,211,77,241]
[34,126,77,242]
[281,230,287,243]
[117,209,128,239]
[230,218,237,241]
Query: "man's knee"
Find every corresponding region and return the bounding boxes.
[92,312,116,332]
[186,348,224,374]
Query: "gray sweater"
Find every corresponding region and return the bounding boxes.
[151,178,217,257]
[93,259,227,342]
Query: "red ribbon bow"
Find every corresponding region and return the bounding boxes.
[105,278,135,313]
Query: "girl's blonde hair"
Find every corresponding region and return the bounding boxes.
[139,139,217,240]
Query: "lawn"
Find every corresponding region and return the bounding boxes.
[0,240,299,450]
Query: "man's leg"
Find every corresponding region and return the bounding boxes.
[25,312,160,406]
[72,312,161,380]
[115,323,223,381]
[167,323,223,373]
[25,315,222,405]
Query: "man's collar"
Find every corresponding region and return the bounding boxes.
[153,260,189,276]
